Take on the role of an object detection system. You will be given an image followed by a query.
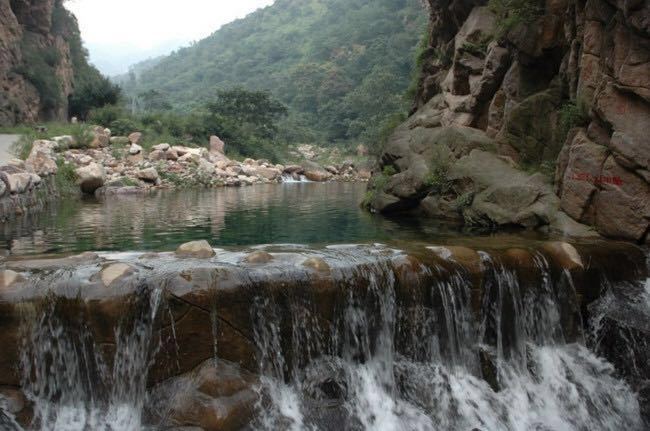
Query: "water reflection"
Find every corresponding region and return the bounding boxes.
[0,183,467,255]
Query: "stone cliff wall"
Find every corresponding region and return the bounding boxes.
[369,0,649,243]
[0,0,77,125]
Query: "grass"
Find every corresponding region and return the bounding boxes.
[3,122,96,160]
[488,0,543,39]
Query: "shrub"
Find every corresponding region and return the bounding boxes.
[423,158,452,194]
[88,105,126,127]
[383,165,397,176]
[558,99,589,139]
[488,0,543,39]
[109,118,139,136]
[69,124,94,149]
[54,158,79,196]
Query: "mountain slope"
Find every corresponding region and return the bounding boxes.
[122,0,426,147]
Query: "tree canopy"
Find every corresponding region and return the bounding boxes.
[121,0,426,150]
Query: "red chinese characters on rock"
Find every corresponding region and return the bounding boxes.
[571,172,624,186]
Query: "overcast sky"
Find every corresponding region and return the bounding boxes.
[67,0,275,76]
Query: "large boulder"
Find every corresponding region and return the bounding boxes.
[75,163,105,194]
[147,359,258,431]
[0,166,34,195]
[25,140,58,177]
[367,121,594,236]
[209,135,226,154]
[136,168,160,184]
[302,162,332,182]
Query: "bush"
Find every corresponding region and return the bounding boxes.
[54,158,79,196]
[109,118,139,136]
[69,124,94,149]
[88,105,126,126]
[559,99,589,139]
[488,0,543,38]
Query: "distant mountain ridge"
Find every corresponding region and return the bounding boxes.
[122,0,426,146]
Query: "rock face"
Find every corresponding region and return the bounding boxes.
[0,0,90,125]
[370,0,649,242]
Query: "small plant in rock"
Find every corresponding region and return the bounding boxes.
[383,165,397,176]
[423,158,452,194]
[559,99,590,139]
[488,0,543,39]
[454,192,475,210]
[54,158,79,196]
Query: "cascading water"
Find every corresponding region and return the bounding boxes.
[17,284,162,431]
[1,245,647,430]
[249,251,644,430]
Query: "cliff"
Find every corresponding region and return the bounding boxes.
[0,0,91,125]
[368,0,649,243]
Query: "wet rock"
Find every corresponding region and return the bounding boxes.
[541,242,583,270]
[0,270,25,290]
[98,263,136,287]
[427,246,481,275]
[244,251,274,264]
[176,240,216,258]
[75,162,105,194]
[147,359,258,431]
[302,257,331,274]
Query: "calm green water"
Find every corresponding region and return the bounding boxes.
[0,183,483,255]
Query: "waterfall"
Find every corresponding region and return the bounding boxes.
[2,245,647,430]
[18,284,162,431]
[248,251,644,430]
[281,174,311,183]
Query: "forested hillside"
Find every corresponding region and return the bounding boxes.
[122,0,426,149]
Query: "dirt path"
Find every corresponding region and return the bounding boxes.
[0,134,19,164]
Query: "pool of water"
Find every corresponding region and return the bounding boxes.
[0,183,519,256]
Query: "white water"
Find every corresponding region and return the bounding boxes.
[281,174,311,183]
[251,256,644,430]
[19,287,162,431]
[8,249,648,430]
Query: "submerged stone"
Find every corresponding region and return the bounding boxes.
[244,251,274,264]
[302,257,331,274]
[98,263,137,287]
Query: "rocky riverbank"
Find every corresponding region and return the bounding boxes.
[0,127,371,220]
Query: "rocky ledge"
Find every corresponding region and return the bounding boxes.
[0,239,647,429]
